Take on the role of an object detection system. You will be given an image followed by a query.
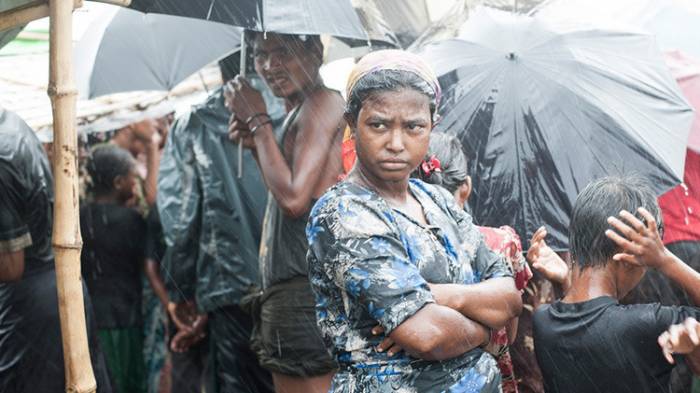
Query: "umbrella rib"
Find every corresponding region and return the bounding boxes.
[206,0,216,20]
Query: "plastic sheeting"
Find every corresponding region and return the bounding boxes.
[156,76,285,312]
[416,7,694,250]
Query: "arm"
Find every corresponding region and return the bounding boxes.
[388,303,488,361]
[142,141,161,206]
[226,78,344,217]
[144,258,169,308]
[658,254,700,306]
[131,119,162,207]
[606,208,700,305]
[309,198,489,362]
[0,249,24,282]
[428,230,522,329]
[0,160,31,282]
[429,277,522,330]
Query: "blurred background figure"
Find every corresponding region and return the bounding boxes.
[82,144,148,393]
[0,108,113,393]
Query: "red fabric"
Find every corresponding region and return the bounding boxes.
[666,51,700,154]
[341,127,356,175]
[659,149,700,244]
[479,226,533,291]
[479,225,533,393]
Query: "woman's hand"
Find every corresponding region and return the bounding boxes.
[223,76,268,123]
[605,207,669,269]
[527,226,570,288]
[658,318,700,364]
[372,325,404,357]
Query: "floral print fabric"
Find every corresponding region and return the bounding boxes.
[306,179,513,392]
[479,225,533,393]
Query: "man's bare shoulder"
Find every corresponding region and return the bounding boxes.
[300,88,344,116]
[294,88,346,135]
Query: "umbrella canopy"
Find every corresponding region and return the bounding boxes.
[74,5,241,99]
[410,0,548,50]
[129,0,398,47]
[534,0,700,60]
[657,52,700,245]
[416,6,693,250]
[666,51,700,153]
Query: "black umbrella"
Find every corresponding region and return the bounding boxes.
[129,0,398,48]
[415,6,693,250]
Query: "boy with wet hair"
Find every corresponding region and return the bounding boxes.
[530,175,700,393]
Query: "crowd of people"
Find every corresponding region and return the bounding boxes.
[0,30,699,393]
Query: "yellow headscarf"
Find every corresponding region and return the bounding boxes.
[341,50,441,175]
[345,49,441,108]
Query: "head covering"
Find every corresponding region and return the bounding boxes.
[345,49,441,108]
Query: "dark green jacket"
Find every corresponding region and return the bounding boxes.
[157,81,285,312]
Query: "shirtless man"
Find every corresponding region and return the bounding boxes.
[226,33,345,393]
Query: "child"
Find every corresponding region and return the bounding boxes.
[530,175,700,393]
[81,144,147,393]
[411,131,532,392]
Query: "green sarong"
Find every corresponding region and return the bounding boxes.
[97,327,146,393]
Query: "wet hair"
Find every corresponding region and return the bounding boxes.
[86,144,135,195]
[247,32,323,64]
[411,132,468,194]
[569,175,663,269]
[345,69,438,125]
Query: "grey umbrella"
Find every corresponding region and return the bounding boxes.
[74,5,241,98]
[128,0,399,177]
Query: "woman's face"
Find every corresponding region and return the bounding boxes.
[353,88,432,183]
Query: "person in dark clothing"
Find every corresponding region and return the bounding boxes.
[0,109,112,393]
[81,144,146,393]
[530,175,700,393]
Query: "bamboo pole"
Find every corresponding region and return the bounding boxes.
[48,0,96,392]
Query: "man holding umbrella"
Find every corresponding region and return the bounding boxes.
[226,32,345,392]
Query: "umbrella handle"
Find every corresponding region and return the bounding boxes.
[237,31,247,179]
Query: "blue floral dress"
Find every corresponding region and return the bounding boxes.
[306,179,512,393]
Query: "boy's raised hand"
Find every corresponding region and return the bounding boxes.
[527,226,569,287]
[605,207,668,268]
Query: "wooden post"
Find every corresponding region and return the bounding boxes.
[48,0,96,392]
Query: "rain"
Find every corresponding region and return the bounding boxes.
[0,1,699,393]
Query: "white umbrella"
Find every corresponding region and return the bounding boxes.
[74,5,241,99]
[533,0,700,60]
